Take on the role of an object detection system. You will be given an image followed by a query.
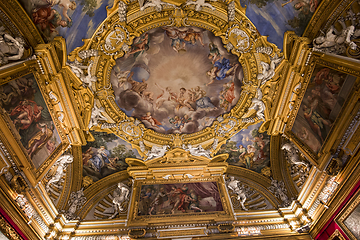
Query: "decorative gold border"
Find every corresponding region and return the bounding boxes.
[335,188,360,240]
[0,60,69,185]
[127,176,234,227]
[328,229,346,240]
[0,214,22,240]
[285,53,360,169]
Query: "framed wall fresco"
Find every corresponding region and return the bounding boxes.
[0,61,69,184]
[127,176,234,226]
[285,55,360,167]
[336,189,360,240]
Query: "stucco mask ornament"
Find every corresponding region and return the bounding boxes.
[45,154,74,192]
[268,179,291,207]
[226,176,248,211]
[63,189,87,220]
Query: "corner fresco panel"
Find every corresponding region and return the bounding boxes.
[111,27,243,134]
[241,0,322,48]
[18,0,114,53]
[291,66,357,154]
[0,74,61,168]
[216,122,271,176]
[82,131,140,182]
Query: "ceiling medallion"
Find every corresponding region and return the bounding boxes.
[68,0,282,157]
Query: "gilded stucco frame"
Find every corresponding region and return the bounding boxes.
[0,60,70,186]
[335,189,360,240]
[284,53,360,169]
[127,176,234,227]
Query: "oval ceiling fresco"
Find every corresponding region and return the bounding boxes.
[110,27,243,134]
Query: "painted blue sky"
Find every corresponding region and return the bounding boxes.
[54,0,114,54]
[240,0,315,49]
[229,122,263,148]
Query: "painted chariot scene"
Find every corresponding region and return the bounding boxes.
[0,74,61,168]
[137,182,223,216]
[291,66,357,154]
[110,27,243,134]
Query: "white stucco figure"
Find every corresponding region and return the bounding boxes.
[0,28,25,66]
[146,145,169,160]
[182,144,211,159]
[227,176,248,211]
[185,0,216,11]
[139,0,176,11]
[281,143,310,170]
[110,182,130,219]
[88,102,109,130]
[46,154,74,192]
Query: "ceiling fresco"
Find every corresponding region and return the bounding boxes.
[82,130,140,183]
[18,0,114,53]
[291,65,357,154]
[0,74,62,168]
[216,122,271,176]
[240,0,322,49]
[111,27,242,134]
[0,0,360,239]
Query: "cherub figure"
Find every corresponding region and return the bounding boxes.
[141,112,161,127]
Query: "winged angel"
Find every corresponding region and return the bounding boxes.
[138,0,176,11]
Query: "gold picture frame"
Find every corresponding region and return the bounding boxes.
[328,229,346,240]
[127,176,234,227]
[285,54,360,169]
[0,60,70,186]
[335,189,360,240]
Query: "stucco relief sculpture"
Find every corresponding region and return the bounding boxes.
[0,28,25,66]
[226,176,248,211]
[257,54,282,85]
[63,189,87,220]
[88,102,109,130]
[146,145,169,160]
[108,182,131,219]
[139,0,176,11]
[67,60,97,92]
[242,88,266,122]
[281,143,310,170]
[185,0,216,11]
[268,179,291,207]
[182,144,211,158]
[313,25,357,55]
[45,154,74,192]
